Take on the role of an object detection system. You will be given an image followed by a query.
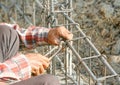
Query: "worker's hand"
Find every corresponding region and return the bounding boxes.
[47,26,73,45]
[25,53,50,76]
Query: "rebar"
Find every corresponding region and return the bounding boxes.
[0,0,120,85]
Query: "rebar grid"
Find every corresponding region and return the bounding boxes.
[0,0,120,85]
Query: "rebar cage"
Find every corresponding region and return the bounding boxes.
[0,0,120,85]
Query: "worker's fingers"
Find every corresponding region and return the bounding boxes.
[36,53,50,62]
[25,53,50,75]
[39,59,50,69]
[48,26,73,45]
[48,29,60,45]
[39,65,45,74]
[32,63,46,75]
[32,65,40,76]
[26,53,49,62]
[31,61,42,75]
[33,54,50,69]
[56,26,73,40]
[30,59,49,75]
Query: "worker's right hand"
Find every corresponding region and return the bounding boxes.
[47,26,73,45]
[25,53,50,76]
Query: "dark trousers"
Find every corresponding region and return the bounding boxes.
[11,74,60,85]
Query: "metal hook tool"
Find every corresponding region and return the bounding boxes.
[44,41,64,61]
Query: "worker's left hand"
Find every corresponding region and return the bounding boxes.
[25,53,50,76]
[47,26,73,45]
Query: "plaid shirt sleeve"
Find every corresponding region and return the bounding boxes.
[0,23,50,48]
[17,25,50,48]
[0,53,31,84]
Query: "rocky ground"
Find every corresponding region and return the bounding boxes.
[74,0,120,73]
[74,0,120,55]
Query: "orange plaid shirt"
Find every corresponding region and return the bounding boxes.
[0,23,50,84]
[0,53,31,84]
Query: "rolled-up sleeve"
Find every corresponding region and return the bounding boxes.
[0,23,51,48]
[0,53,31,84]
[18,26,50,48]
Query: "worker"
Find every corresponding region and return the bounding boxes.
[0,23,73,85]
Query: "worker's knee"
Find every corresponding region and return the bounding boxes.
[37,74,60,85]
[12,74,60,85]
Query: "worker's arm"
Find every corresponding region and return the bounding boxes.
[18,26,73,48]
[0,23,73,48]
